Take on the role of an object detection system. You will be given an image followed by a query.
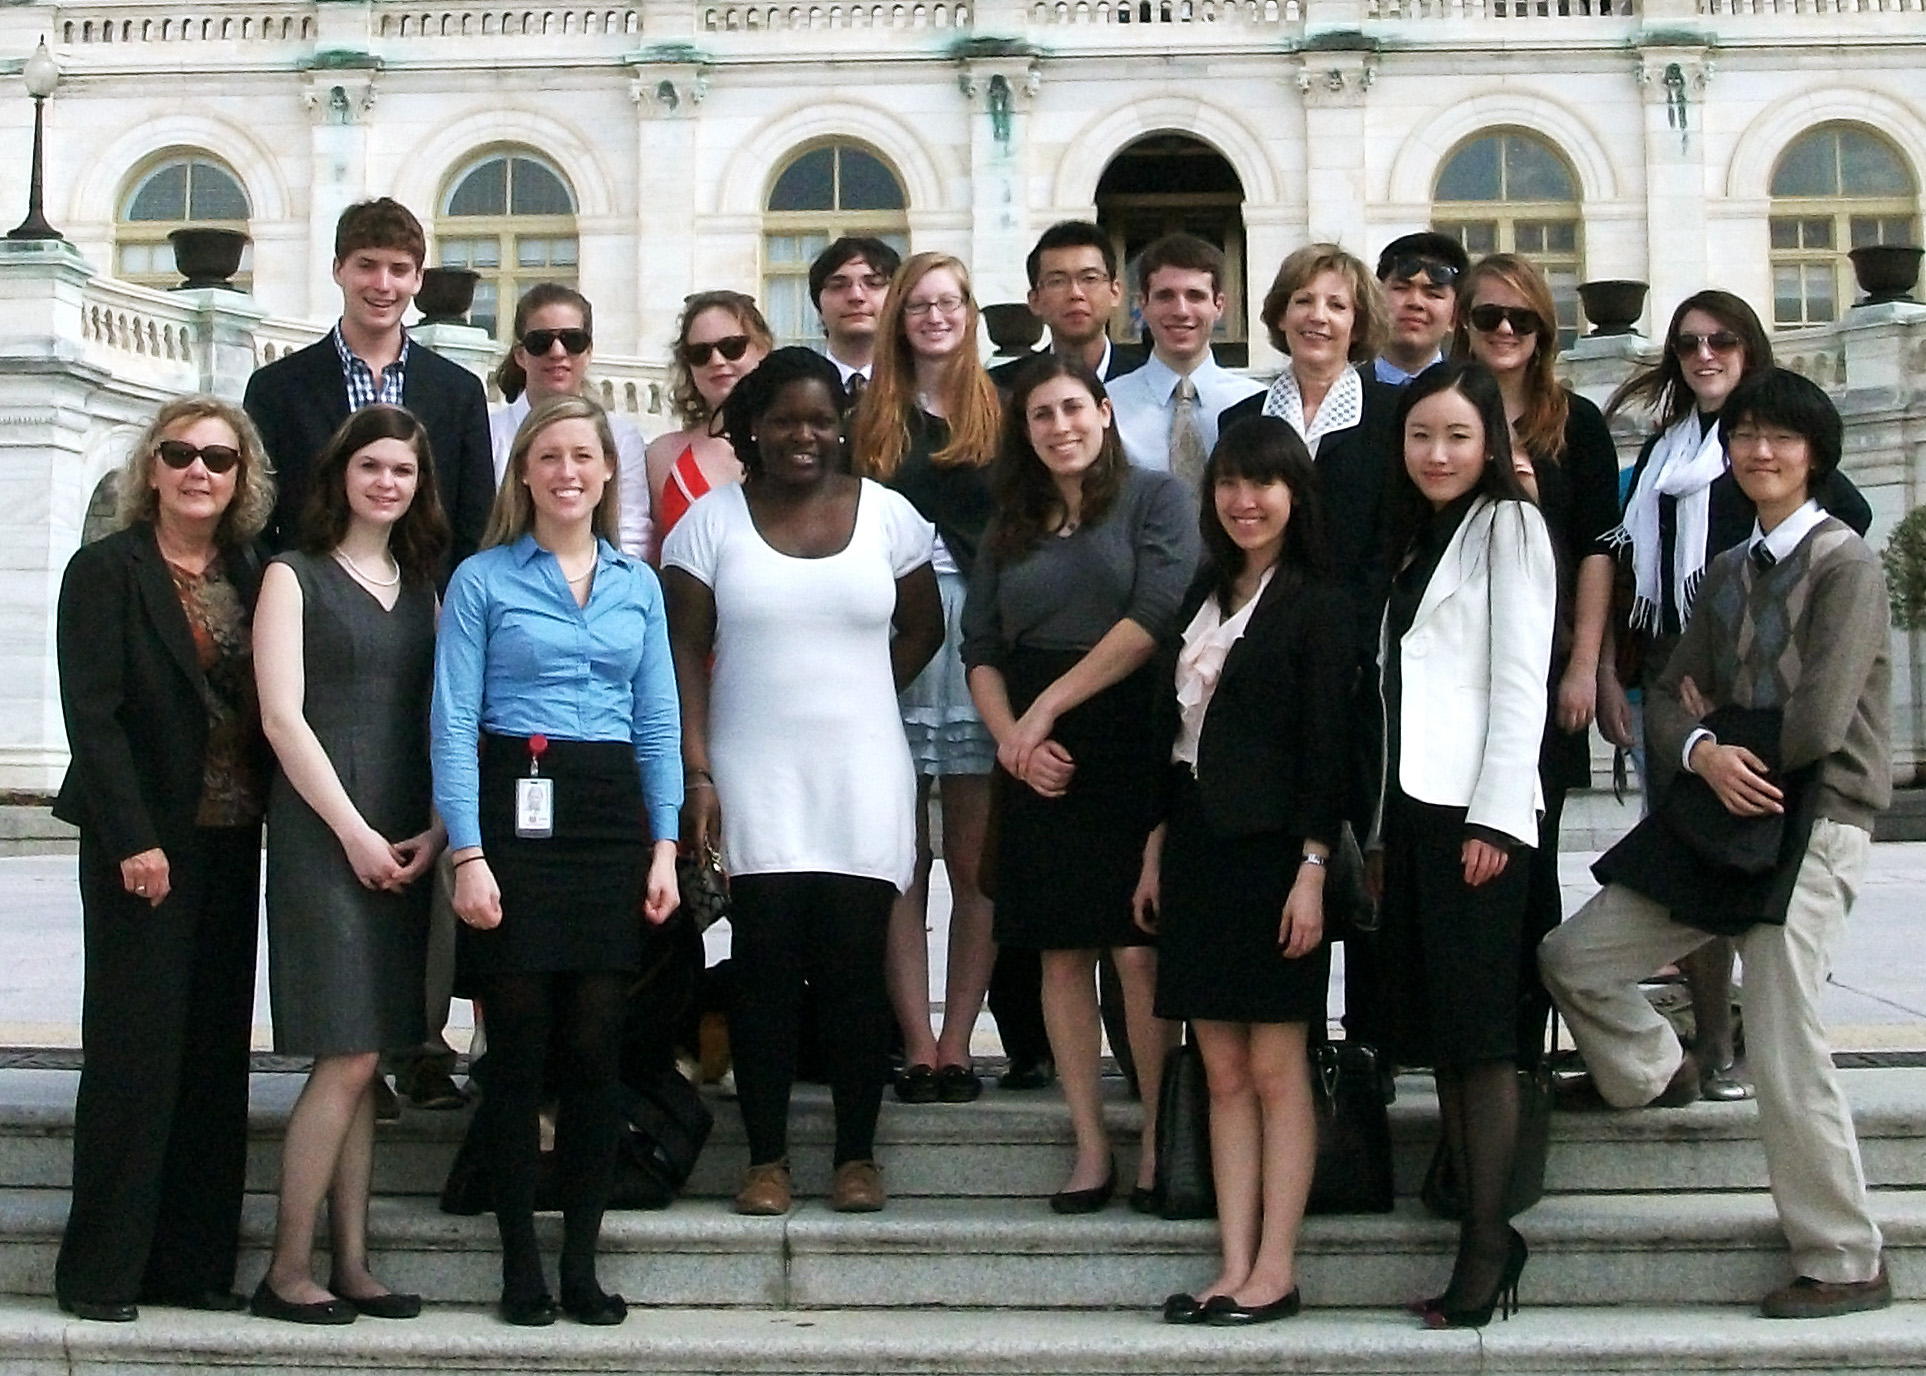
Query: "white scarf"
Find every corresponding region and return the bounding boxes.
[1609,412,1726,633]
[1261,366,1362,459]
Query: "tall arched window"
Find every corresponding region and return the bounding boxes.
[762,142,909,346]
[116,154,252,289]
[1432,129,1585,345]
[1770,125,1920,329]
[436,150,579,340]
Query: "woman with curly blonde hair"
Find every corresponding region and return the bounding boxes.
[851,252,1004,1103]
[53,396,276,1323]
[643,290,773,554]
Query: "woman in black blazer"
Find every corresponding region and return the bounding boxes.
[51,396,276,1322]
[1135,417,1349,1327]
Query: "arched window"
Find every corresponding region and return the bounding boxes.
[762,142,910,346]
[116,154,252,290]
[436,150,579,340]
[1770,125,1920,329]
[1432,130,1585,345]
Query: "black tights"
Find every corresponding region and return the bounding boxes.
[471,970,628,1305]
[729,872,894,1168]
[1434,1059,1521,1308]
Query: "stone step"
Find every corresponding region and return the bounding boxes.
[5,1069,1926,1203]
[2,1186,1922,1310]
[3,1296,1925,1376]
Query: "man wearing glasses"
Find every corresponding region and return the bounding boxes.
[990,221,1145,388]
[809,236,903,396]
[1372,232,1470,386]
[245,198,494,576]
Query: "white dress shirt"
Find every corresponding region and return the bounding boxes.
[1107,353,1263,473]
[490,393,654,561]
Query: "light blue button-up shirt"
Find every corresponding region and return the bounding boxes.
[432,533,681,852]
[1106,353,1263,473]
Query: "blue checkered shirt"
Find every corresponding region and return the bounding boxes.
[332,324,410,412]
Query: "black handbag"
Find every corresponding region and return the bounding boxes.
[1154,1033,1216,1220]
[1306,1040,1395,1215]
[675,841,731,932]
[1658,705,1788,876]
[609,1069,714,1209]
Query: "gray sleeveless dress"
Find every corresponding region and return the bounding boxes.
[265,550,436,1056]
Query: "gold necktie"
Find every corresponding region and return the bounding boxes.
[1169,375,1207,488]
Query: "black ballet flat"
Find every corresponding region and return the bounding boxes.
[1128,1184,1163,1215]
[561,1286,628,1326]
[249,1279,356,1326]
[342,1291,422,1320]
[499,1293,559,1327]
[1049,1159,1116,1215]
[59,1296,137,1323]
[1161,1292,1211,1324]
[1204,1288,1302,1325]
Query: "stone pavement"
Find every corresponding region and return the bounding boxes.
[3,837,1924,1054]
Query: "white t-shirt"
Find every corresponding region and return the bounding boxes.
[662,479,935,890]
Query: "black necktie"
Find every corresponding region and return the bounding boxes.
[845,371,867,407]
[1751,542,1778,574]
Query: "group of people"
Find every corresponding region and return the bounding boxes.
[48,194,1894,1334]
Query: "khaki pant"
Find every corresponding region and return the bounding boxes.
[1539,818,1883,1284]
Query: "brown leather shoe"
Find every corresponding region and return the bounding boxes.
[1761,1265,1892,1319]
[829,1159,885,1213]
[733,1161,792,1216]
[1649,1051,1702,1108]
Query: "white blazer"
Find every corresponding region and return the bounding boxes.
[1378,495,1556,848]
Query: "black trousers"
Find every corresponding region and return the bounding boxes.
[57,826,260,1306]
[729,872,892,1167]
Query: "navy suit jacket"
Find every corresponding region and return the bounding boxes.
[243,334,495,575]
[988,340,1147,390]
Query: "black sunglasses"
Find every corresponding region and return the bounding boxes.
[1385,257,1460,288]
[521,327,591,356]
[1468,304,1541,336]
[1673,330,1743,356]
[156,439,241,474]
[679,335,753,368]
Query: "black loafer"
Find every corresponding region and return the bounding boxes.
[249,1280,355,1326]
[935,1063,982,1103]
[142,1287,247,1313]
[1204,1288,1302,1325]
[342,1291,422,1320]
[59,1297,137,1323]
[500,1293,559,1327]
[1161,1291,1210,1324]
[894,1064,940,1104]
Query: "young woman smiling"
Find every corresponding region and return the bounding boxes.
[1136,417,1348,1327]
[1373,360,1555,1329]
[852,252,1003,1105]
[963,357,1199,1214]
[434,395,682,1327]
[253,405,448,1324]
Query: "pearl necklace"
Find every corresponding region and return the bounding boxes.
[334,548,400,588]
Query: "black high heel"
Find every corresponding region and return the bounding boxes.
[1424,1228,1527,1330]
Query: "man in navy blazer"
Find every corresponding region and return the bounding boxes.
[243,198,494,575]
[988,220,1146,390]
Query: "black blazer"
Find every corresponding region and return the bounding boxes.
[51,524,268,862]
[1156,570,1350,846]
[243,334,495,572]
[1219,374,1399,664]
[989,340,1147,390]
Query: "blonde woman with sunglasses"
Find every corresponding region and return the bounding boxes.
[644,291,774,554]
[491,285,652,560]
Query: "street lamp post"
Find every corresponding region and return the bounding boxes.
[8,38,62,241]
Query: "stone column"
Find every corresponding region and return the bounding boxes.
[957,55,1043,321]
[627,54,710,360]
[1293,48,1378,259]
[300,62,381,320]
[1633,46,1714,331]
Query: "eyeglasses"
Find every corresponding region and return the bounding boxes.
[1038,269,1113,294]
[521,328,591,356]
[904,294,966,319]
[1384,257,1459,288]
[823,272,891,294]
[1468,304,1541,336]
[1673,331,1743,357]
[679,335,753,367]
[156,440,241,474]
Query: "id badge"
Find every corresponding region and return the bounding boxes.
[516,777,555,838]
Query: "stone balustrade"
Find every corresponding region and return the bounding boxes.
[373,3,639,37]
[55,7,314,45]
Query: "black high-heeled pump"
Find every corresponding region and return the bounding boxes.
[1424,1228,1527,1330]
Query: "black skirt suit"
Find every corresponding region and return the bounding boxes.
[50,524,268,1309]
[1154,572,1350,1024]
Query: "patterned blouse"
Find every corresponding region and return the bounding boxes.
[165,555,265,827]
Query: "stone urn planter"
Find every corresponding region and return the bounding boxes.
[982,301,1045,358]
[1577,279,1648,337]
[416,267,482,325]
[1849,245,1923,307]
[167,227,250,292]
